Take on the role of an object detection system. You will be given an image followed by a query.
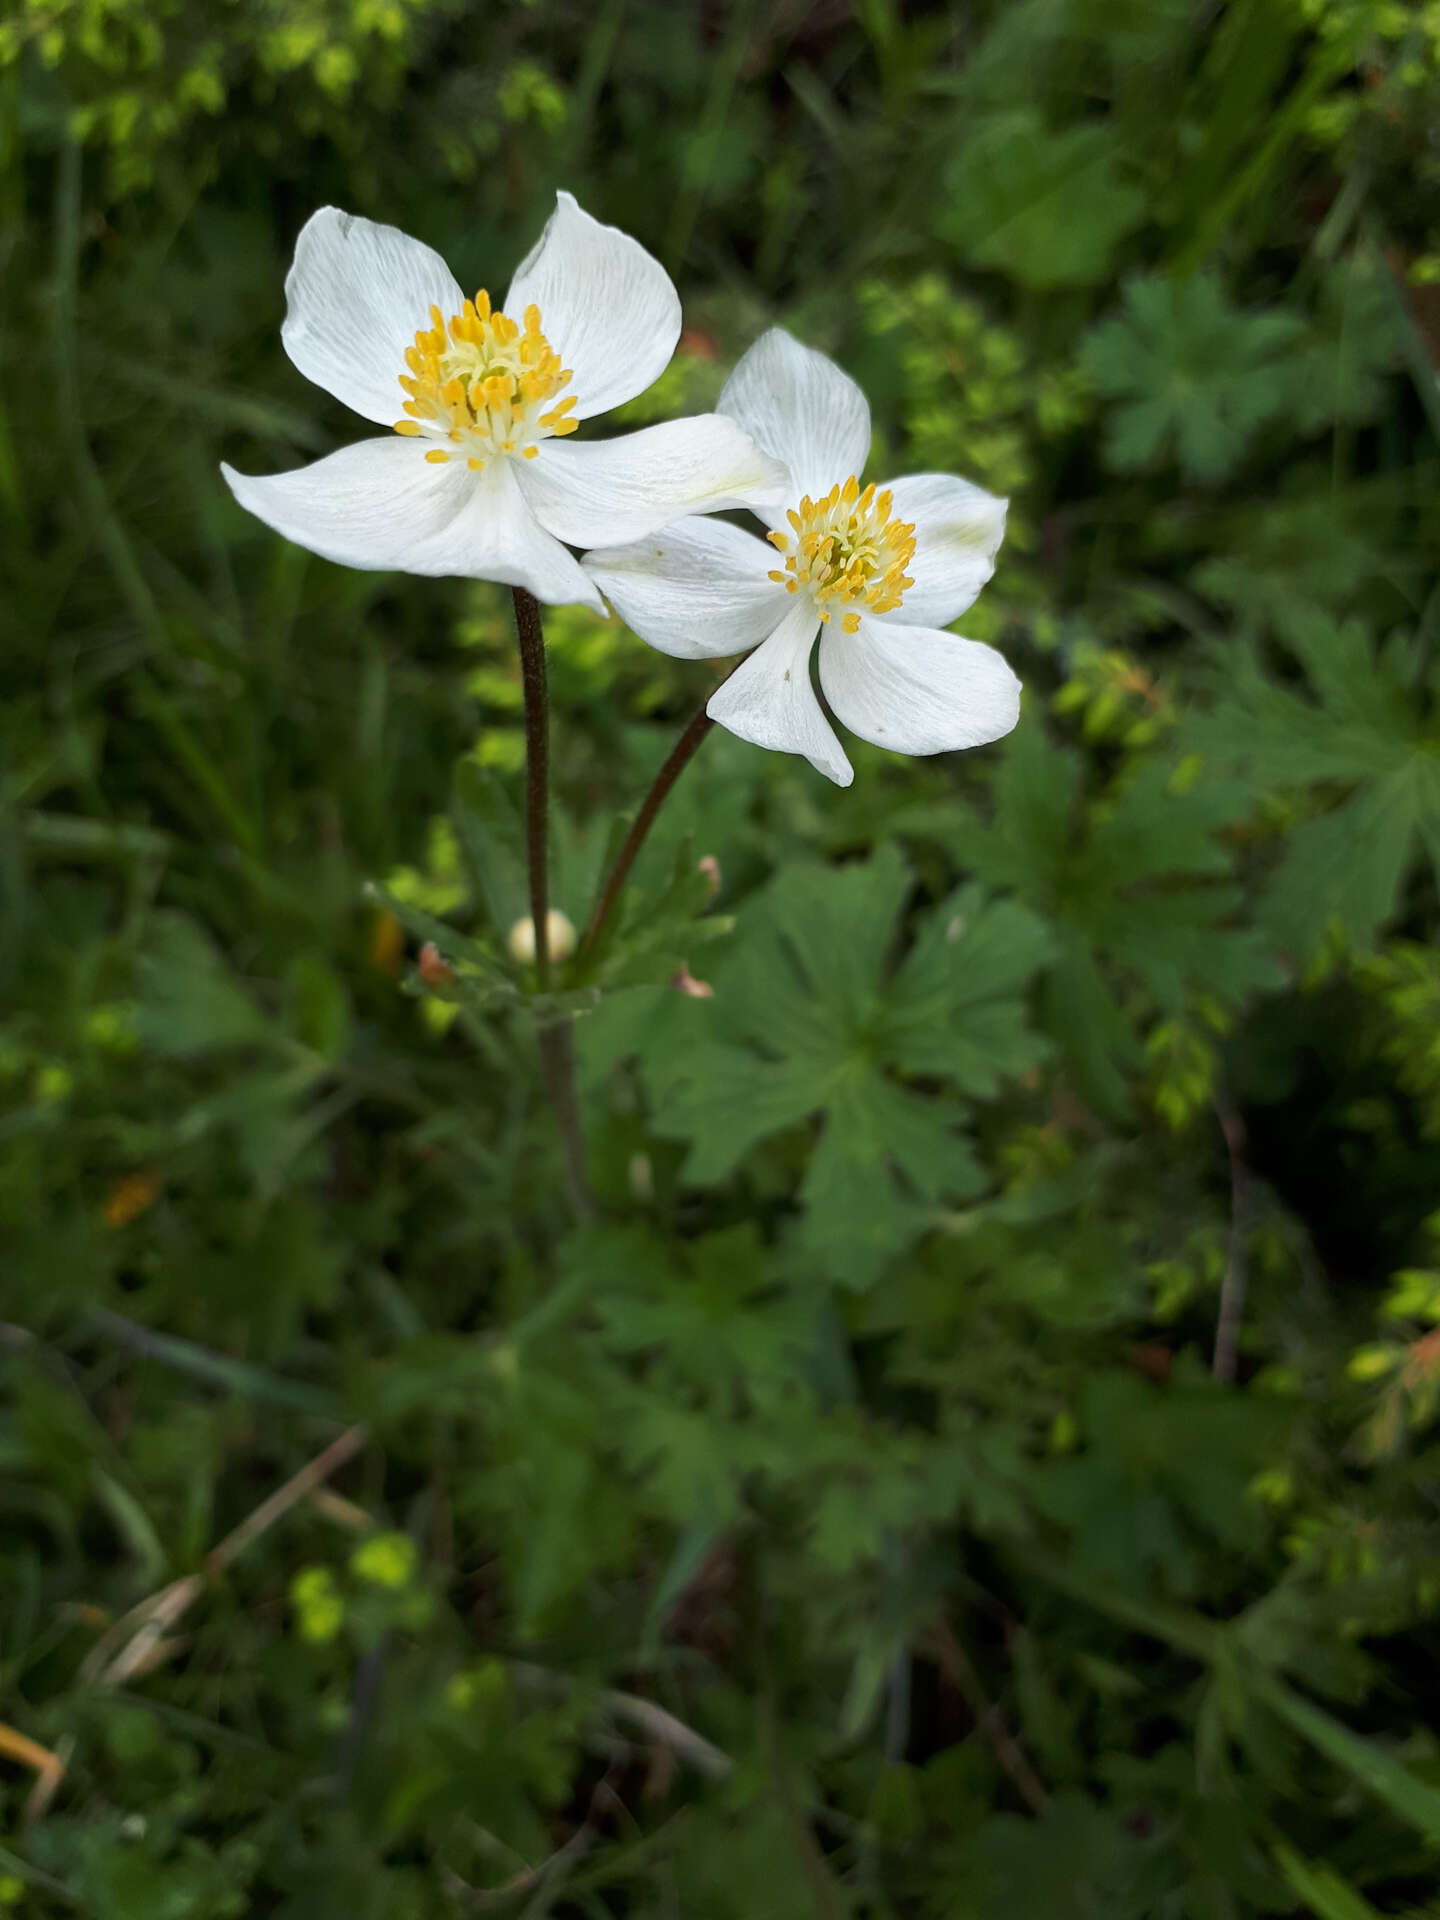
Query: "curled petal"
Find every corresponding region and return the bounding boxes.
[282,208,465,427]
[706,598,853,786]
[716,328,870,527]
[583,516,788,660]
[504,191,680,421]
[518,415,789,549]
[880,473,1008,628]
[818,612,1020,757]
[221,439,604,610]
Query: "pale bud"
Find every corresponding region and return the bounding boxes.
[671,964,714,999]
[418,941,457,988]
[507,909,577,965]
[697,855,722,900]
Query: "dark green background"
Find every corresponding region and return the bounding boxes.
[3,2,1440,1914]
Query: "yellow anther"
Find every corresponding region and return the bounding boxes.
[775,473,916,623]
[393,287,573,466]
[425,449,450,464]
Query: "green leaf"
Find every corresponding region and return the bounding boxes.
[135,914,278,1055]
[941,723,1277,1111]
[939,109,1147,289]
[450,759,528,935]
[1186,614,1440,956]
[576,1222,809,1411]
[1028,1354,1288,1594]
[1284,255,1398,434]
[1081,272,1305,483]
[633,845,1049,1283]
[586,830,735,989]
[1254,1675,1440,1849]
[1271,1842,1385,1920]
[89,1308,343,1417]
[941,1791,1144,1919]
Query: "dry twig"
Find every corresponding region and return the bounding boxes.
[923,1621,1049,1816]
[600,1689,733,1781]
[0,1724,67,1831]
[23,1424,370,1826]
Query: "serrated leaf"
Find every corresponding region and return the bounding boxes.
[638,846,1047,1280]
[1186,614,1440,956]
[1028,1354,1288,1594]
[1081,271,1304,482]
[940,724,1278,1110]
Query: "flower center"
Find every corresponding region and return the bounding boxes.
[765,476,916,633]
[393,291,578,472]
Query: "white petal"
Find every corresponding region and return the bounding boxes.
[281,208,464,428]
[503,191,680,421]
[881,473,1009,628]
[583,517,789,660]
[706,598,852,786]
[516,415,789,549]
[818,612,1020,757]
[221,439,604,610]
[716,328,870,527]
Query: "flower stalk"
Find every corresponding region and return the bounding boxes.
[511,586,593,1219]
[578,697,716,965]
[512,586,553,991]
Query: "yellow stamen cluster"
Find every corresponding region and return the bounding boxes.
[394,291,577,470]
[766,476,916,632]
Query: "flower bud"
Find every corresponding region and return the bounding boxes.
[418,942,456,989]
[507,908,577,965]
[697,855,722,900]
[671,964,714,999]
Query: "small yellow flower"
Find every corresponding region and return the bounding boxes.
[350,1531,417,1590]
[103,1170,162,1229]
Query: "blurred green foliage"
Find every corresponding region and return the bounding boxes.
[4,0,1440,1915]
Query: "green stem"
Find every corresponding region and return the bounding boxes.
[511,587,553,992]
[539,1020,594,1221]
[510,587,593,1219]
[578,698,715,963]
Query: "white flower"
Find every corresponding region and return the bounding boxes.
[583,328,1020,785]
[221,194,789,613]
